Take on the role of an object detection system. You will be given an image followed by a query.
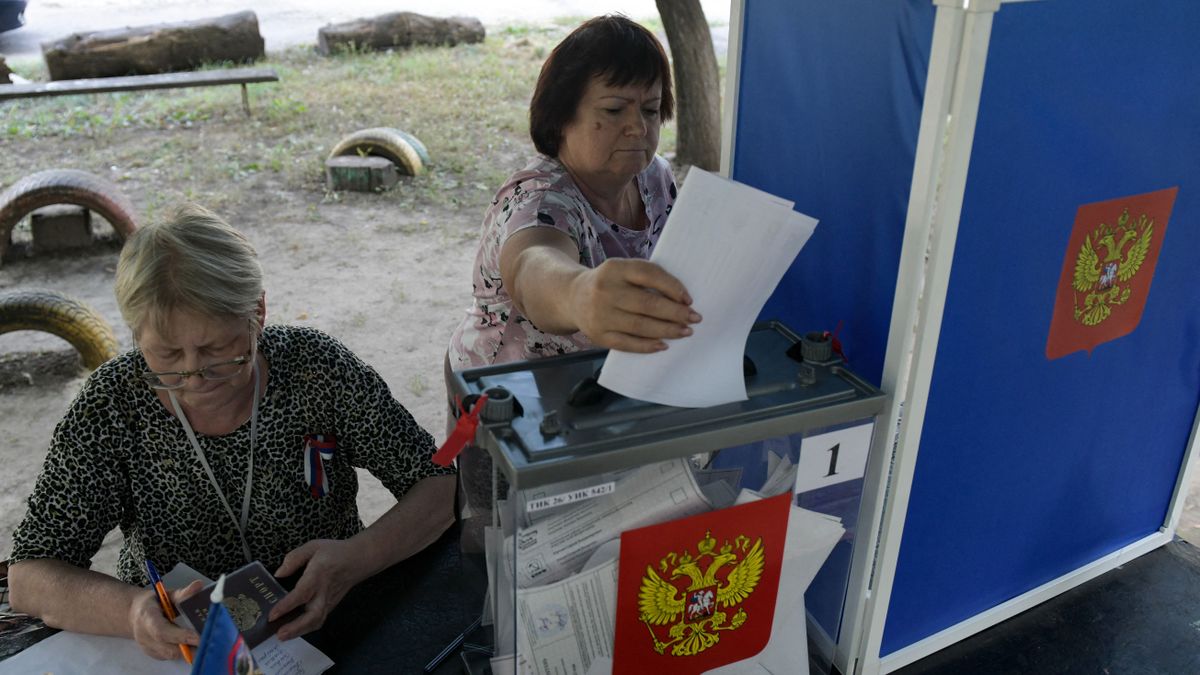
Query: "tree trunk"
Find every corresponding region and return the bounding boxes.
[656,0,721,171]
[42,11,265,81]
[317,13,485,56]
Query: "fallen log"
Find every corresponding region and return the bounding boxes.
[317,12,484,56]
[42,11,265,81]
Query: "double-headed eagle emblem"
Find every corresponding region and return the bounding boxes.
[637,530,765,657]
[225,593,264,633]
[1072,208,1154,326]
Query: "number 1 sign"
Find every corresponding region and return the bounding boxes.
[794,422,875,495]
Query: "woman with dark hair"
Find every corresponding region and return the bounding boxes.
[447,14,701,370]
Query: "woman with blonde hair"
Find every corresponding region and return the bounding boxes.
[8,204,455,660]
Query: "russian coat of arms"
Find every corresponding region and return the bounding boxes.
[1071,207,1154,326]
[637,530,765,657]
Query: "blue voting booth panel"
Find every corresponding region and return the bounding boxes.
[882,0,1200,655]
[732,0,935,386]
[730,0,935,641]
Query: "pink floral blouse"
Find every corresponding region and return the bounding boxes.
[447,154,677,370]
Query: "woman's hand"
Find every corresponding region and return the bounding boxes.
[501,227,702,352]
[269,539,368,640]
[128,580,202,660]
[569,258,701,353]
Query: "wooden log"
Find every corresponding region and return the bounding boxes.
[317,12,485,56]
[42,11,265,81]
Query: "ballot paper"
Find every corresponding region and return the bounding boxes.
[598,168,819,407]
[506,457,713,588]
[514,558,620,675]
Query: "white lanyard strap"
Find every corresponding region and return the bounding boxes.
[168,359,259,564]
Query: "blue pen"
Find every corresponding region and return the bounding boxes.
[145,559,195,664]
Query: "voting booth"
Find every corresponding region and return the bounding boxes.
[449,323,886,673]
[725,0,1200,673]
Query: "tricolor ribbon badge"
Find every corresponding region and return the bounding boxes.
[303,434,337,498]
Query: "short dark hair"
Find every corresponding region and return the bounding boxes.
[529,15,674,158]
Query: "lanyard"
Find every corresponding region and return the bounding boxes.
[168,359,259,564]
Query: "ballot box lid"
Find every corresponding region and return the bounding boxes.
[448,321,886,488]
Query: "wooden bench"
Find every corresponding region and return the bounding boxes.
[0,67,279,115]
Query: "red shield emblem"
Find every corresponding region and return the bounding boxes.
[613,493,790,675]
[686,586,717,620]
[1046,187,1177,360]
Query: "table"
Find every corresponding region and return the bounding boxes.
[0,525,488,674]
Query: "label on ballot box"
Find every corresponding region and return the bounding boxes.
[612,493,791,674]
[794,422,875,496]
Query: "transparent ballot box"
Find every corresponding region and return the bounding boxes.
[447,322,885,674]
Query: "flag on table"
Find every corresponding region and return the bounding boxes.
[190,574,263,675]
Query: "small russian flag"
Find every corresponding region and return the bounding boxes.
[190,575,261,675]
[303,434,337,499]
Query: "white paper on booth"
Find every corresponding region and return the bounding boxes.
[507,458,712,588]
[598,169,819,407]
[706,503,845,675]
[515,557,620,675]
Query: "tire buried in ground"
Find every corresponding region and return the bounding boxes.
[329,128,427,177]
[0,290,121,370]
[0,169,139,263]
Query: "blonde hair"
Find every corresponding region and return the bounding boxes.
[115,203,263,338]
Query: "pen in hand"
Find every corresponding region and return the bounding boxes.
[145,559,195,664]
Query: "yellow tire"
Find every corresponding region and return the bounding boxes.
[0,290,121,370]
[328,127,427,176]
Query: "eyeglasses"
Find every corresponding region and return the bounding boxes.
[141,354,252,390]
[140,323,259,390]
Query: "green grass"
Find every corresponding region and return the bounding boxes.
[1,36,555,212]
[0,19,725,221]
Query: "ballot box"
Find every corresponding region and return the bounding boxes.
[447,321,887,674]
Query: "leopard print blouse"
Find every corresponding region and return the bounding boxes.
[9,325,452,584]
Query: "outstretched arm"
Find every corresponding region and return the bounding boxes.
[500,227,701,353]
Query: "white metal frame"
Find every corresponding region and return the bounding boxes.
[719,0,746,178]
[855,0,1193,673]
[851,1,1003,671]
